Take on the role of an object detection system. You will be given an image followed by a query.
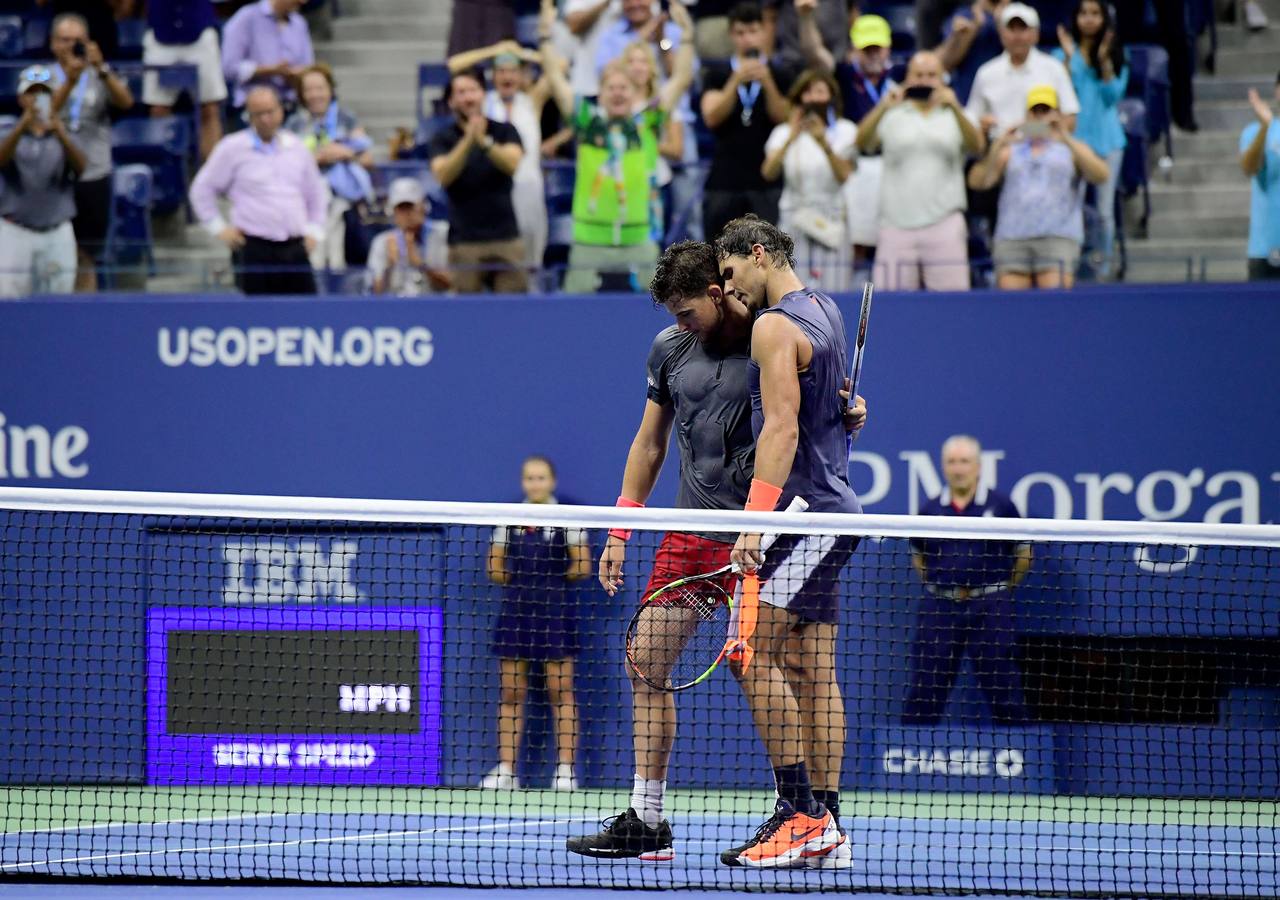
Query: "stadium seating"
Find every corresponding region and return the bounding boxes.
[1117,97,1151,236]
[110,116,191,216]
[21,15,47,59]
[0,15,21,59]
[1126,44,1172,153]
[115,18,146,62]
[415,62,450,132]
[101,163,155,287]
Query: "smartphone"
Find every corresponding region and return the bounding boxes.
[744,48,761,60]
[72,40,87,59]
[802,100,828,119]
[1022,119,1051,140]
[904,84,933,101]
[34,93,51,123]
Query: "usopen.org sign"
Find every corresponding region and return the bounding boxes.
[222,538,366,604]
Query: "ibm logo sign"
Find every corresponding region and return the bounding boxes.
[222,539,365,604]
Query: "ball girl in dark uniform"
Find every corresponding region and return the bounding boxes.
[480,455,591,791]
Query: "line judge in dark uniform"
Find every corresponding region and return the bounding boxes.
[904,434,1032,725]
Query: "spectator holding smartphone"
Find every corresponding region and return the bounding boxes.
[48,13,133,292]
[1053,0,1128,280]
[857,51,983,291]
[965,4,1078,137]
[699,1,793,240]
[0,66,86,297]
[761,68,858,292]
[968,85,1109,290]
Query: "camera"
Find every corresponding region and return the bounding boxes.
[904,85,933,101]
[72,40,87,59]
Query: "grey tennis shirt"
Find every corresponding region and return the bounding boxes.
[0,127,77,230]
[646,326,755,540]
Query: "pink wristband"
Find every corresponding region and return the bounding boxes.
[608,496,644,542]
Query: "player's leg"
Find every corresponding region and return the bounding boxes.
[787,621,843,805]
[568,533,718,860]
[724,599,839,868]
[544,657,579,789]
[481,657,528,789]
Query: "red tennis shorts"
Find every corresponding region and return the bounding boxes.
[642,532,737,598]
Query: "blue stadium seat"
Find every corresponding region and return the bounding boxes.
[881,5,917,54]
[0,63,20,114]
[416,63,450,130]
[115,17,145,61]
[111,116,190,216]
[1126,44,1171,149]
[101,163,154,287]
[1117,97,1150,235]
[372,161,449,222]
[0,15,22,59]
[21,15,47,58]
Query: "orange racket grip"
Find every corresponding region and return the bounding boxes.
[726,573,761,671]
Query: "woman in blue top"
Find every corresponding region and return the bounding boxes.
[1053,0,1128,279]
[481,455,591,792]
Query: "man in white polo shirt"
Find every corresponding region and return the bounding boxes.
[964,3,1078,138]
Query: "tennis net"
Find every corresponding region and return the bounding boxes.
[1,486,1278,895]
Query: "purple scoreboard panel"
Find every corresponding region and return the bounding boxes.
[147,607,444,785]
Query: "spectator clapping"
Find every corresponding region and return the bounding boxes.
[1240,74,1280,282]
[1053,0,1129,280]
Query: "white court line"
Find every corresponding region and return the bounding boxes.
[1,812,281,838]
[0,816,598,871]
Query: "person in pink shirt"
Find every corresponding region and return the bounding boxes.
[189,85,329,295]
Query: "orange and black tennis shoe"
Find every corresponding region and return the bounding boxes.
[724,799,840,869]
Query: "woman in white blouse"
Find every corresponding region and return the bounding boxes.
[761,69,857,293]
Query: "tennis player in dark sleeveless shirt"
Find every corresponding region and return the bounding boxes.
[718,215,862,868]
[566,240,866,865]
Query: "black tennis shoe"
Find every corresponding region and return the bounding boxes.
[566,808,674,861]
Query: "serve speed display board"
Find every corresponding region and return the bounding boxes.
[146,607,443,785]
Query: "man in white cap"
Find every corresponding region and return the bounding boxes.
[965,2,1079,137]
[0,64,87,298]
[367,177,451,296]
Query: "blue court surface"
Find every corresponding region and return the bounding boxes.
[1,802,1276,897]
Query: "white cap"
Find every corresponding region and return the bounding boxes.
[387,177,424,211]
[1000,2,1040,29]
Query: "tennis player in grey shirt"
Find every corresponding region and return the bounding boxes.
[0,64,86,298]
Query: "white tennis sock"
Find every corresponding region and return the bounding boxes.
[630,775,666,828]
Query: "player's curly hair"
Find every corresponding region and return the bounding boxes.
[713,215,796,269]
[649,240,723,307]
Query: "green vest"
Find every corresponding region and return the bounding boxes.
[571,100,665,247]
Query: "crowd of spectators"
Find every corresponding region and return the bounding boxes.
[0,0,1271,297]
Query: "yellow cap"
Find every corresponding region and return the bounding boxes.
[1025,83,1059,110]
[850,15,892,50]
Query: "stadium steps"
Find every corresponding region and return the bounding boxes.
[315,1,449,146]
[1123,12,1276,283]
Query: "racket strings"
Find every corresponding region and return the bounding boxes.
[627,582,732,690]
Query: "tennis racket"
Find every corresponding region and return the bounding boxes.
[846,281,873,454]
[625,496,808,692]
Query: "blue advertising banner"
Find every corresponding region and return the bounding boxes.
[2,285,1278,526]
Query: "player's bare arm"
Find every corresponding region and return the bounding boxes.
[732,313,807,572]
[600,399,675,595]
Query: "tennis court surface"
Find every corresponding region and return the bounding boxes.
[2,787,1276,894]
